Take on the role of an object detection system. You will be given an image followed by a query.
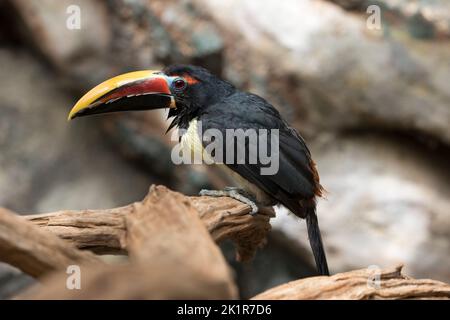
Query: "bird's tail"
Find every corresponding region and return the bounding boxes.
[305,203,329,276]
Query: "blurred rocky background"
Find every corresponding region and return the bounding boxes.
[0,0,449,299]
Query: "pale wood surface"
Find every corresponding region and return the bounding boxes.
[252,264,450,300]
[19,186,238,299]
[24,186,273,261]
[1,185,448,299]
[0,208,102,278]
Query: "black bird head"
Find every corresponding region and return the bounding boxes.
[68,65,234,130]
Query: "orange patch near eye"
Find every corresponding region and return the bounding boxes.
[181,74,199,85]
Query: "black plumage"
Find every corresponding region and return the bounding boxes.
[165,65,329,275]
[70,64,329,276]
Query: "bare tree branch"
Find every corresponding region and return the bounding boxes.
[2,185,448,300]
[252,264,450,300]
[18,185,238,299]
[24,185,274,261]
[0,208,102,278]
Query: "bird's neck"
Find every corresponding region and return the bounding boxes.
[174,105,200,130]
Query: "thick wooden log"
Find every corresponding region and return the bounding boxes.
[252,265,450,300]
[126,186,237,291]
[0,208,102,278]
[19,185,238,299]
[2,185,449,300]
[20,262,233,299]
[24,185,274,261]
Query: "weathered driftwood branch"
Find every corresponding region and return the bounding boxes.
[20,262,236,299]
[25,186,274,261]
[252,264,450,300]
[2,185,449,299]
[0,208,102,278]
[19,185,238,299]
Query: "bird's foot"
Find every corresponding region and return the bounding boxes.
[199,187,259,215]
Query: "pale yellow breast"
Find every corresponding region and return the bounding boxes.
[181,119,272,205]
[181,119,201,154]
[180,119,212,163]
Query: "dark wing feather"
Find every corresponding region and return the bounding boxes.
[199,92,320,207]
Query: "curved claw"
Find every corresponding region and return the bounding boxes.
[199,188,259,215]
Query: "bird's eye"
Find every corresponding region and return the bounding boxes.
[172,78,187,92]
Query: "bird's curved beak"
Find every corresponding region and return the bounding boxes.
[68,70,175,121]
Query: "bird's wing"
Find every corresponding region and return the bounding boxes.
[200,93,320,203]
